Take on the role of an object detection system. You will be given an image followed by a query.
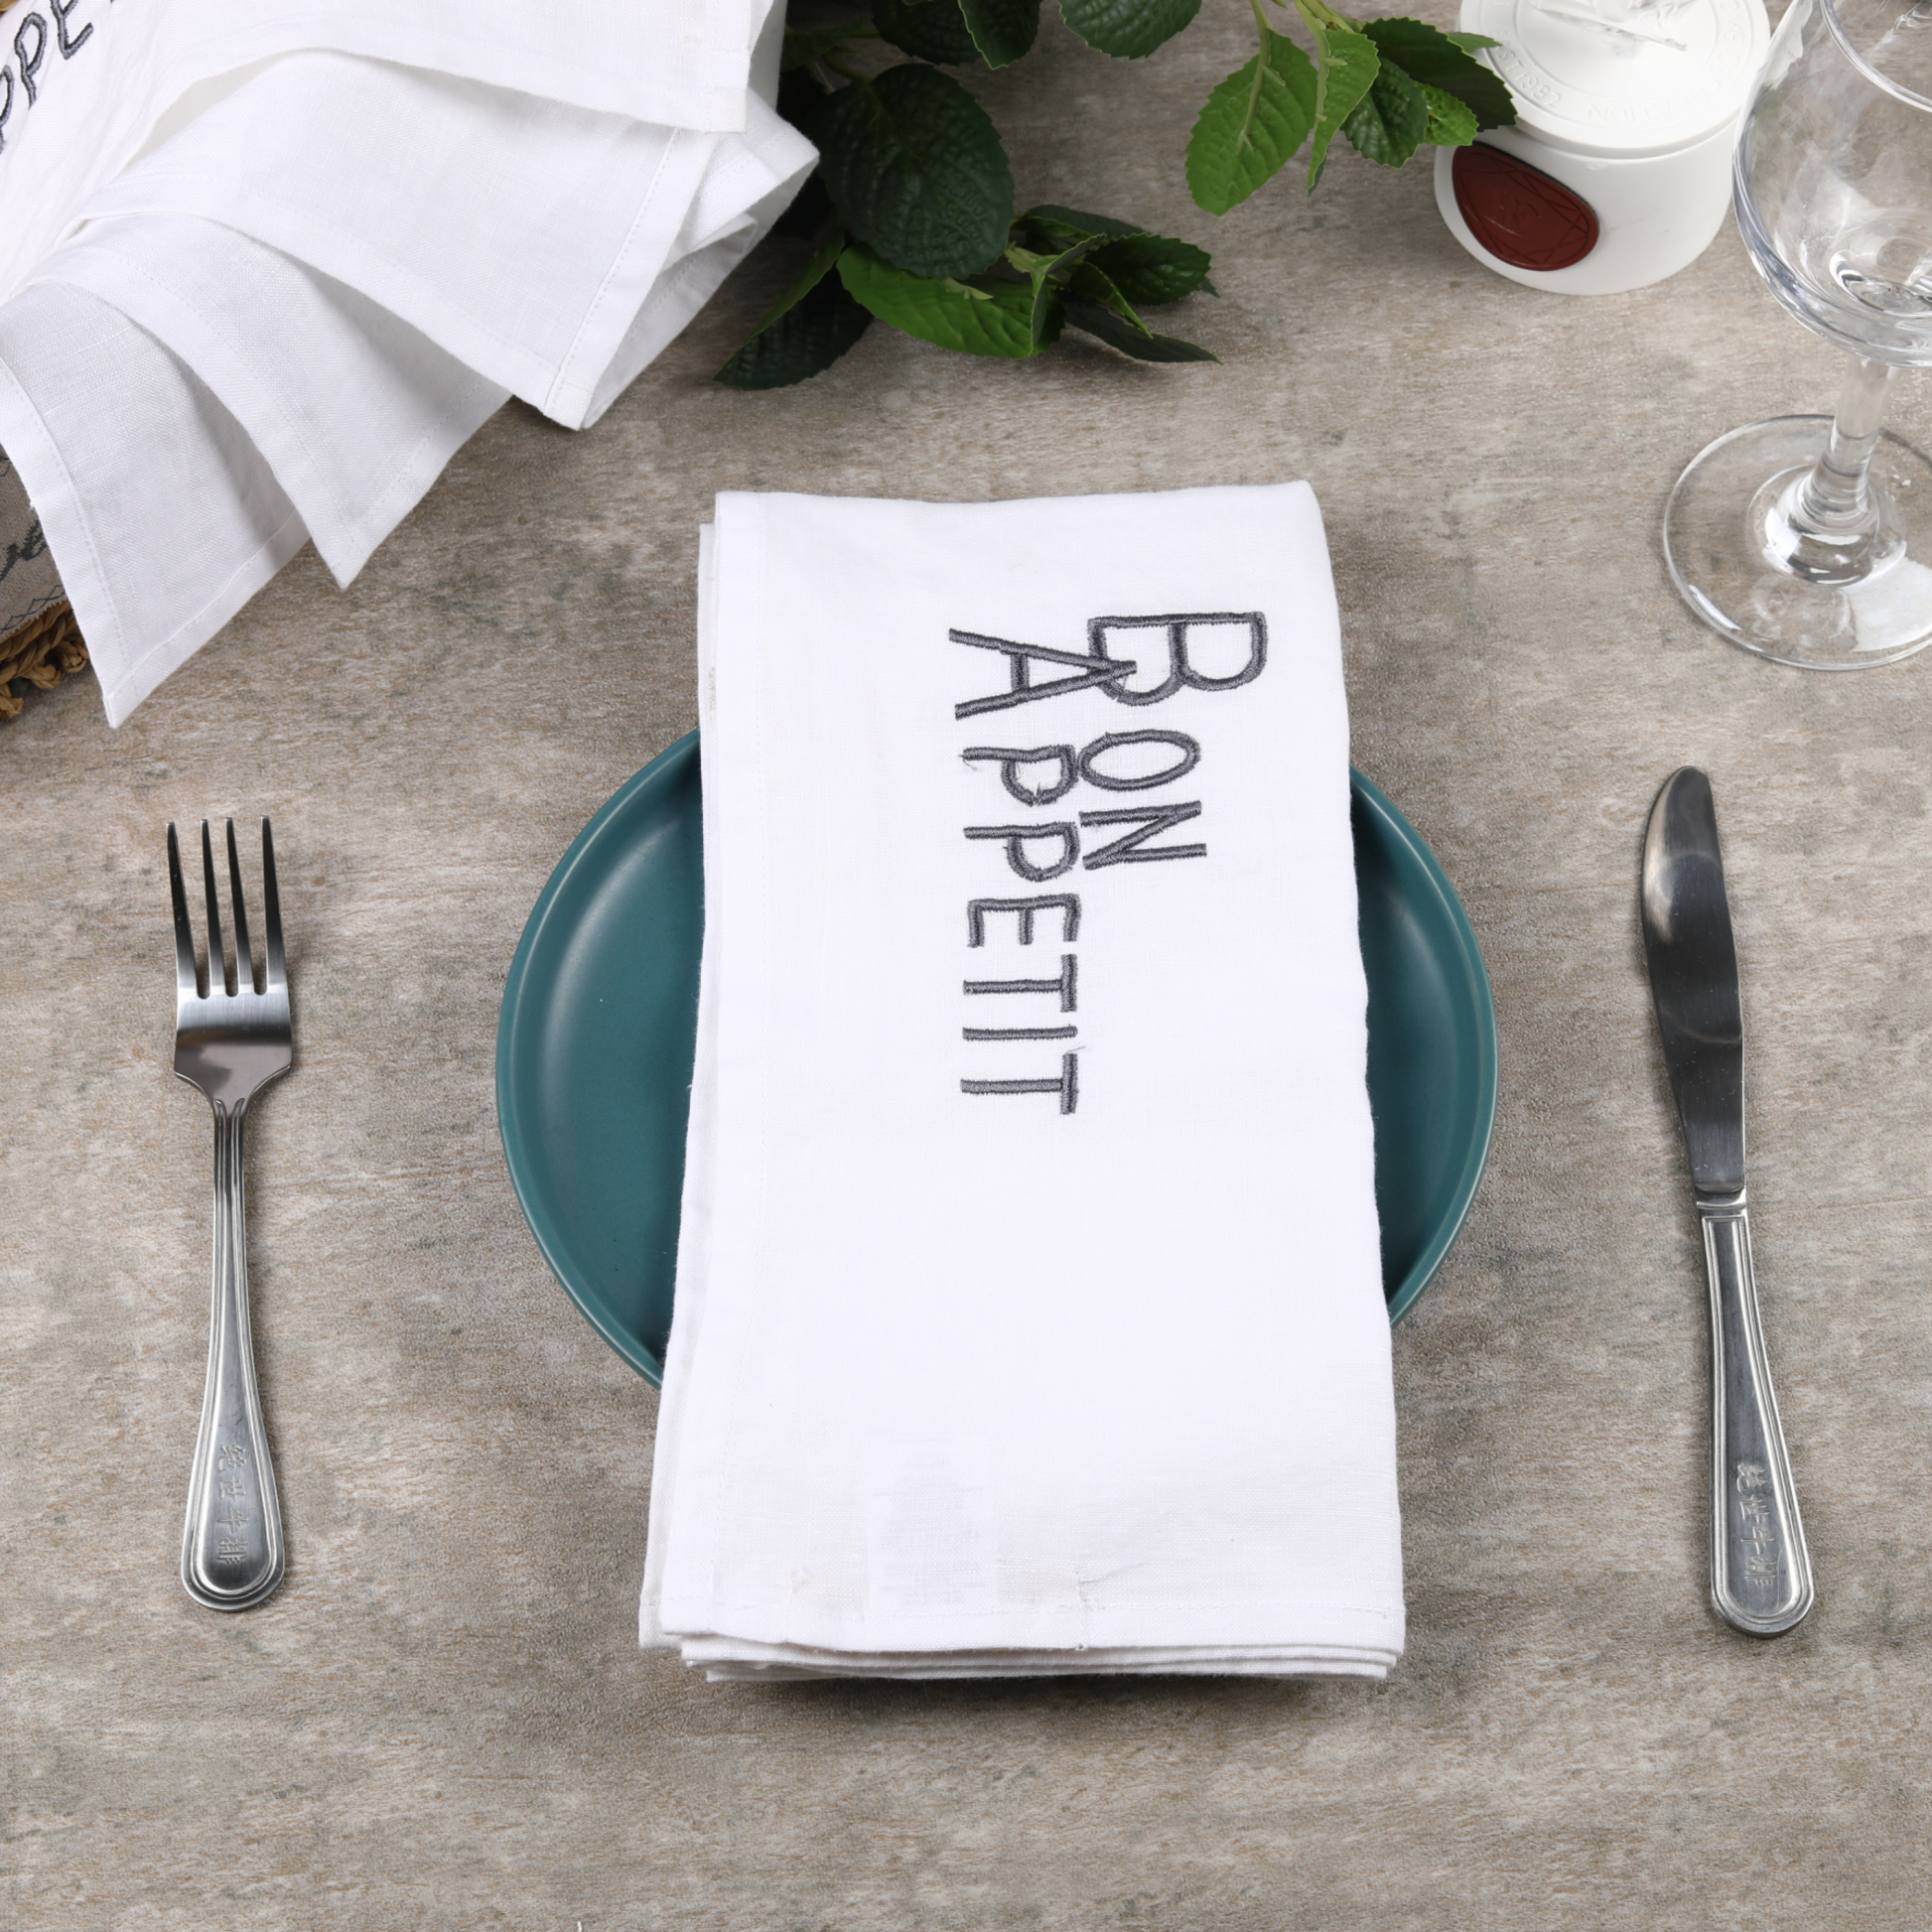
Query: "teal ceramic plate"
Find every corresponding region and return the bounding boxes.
[496,734,1497,1383]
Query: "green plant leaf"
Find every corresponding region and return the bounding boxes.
[1445,30,1502,52]
[961,0,1041,66]
[1060,0,1202,61]
[838,243,1041,356]
[1015,207,1216,301]
[1341,54,1428,167]
[780,20,869,71]
[1308,26,1380,189]
[1419,81,1477,146]
[752,223,849,329]
[1185,27,1318,215]
[1064,296,1217,361]
[874,0,984,65]
[1089,231,1214,304]
[1011,232,1108,344]
[817,66,1017,279]
[1066,260,1147,326]
[716,243,874,388]
[1021,204,1144,243]
[1362,18,1515,129]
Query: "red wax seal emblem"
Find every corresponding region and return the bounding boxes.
[1451,144,1599,272]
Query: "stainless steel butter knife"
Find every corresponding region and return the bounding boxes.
[1640,767,1813,1636]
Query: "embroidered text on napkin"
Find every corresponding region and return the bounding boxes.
[954,614,1267,1115]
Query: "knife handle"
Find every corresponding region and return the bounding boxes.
[1697,1194,1813,1636]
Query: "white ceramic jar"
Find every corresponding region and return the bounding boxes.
[1433,0,1770,295]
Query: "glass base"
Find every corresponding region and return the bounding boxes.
[1664,415,1932,670]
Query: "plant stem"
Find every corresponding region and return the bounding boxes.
[1293,0,1363,32]
[1245,0,1273,134]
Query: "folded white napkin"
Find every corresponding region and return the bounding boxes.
[0,228,506,721]
[0,0,772,303]
[45,214,509,586]
[0,6,812,721]
[0,278,307,721]
[77,49,811,428]
[641,483,1405,1682]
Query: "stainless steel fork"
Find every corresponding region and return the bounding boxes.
[168,818,291,1612]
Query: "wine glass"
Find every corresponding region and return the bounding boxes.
[1664,0,1932,668]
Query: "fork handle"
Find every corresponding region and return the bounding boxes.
[1698,1194,1812,1635]
[182,1100,285,1611]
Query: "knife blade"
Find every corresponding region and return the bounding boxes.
[1640,767,1813,1636]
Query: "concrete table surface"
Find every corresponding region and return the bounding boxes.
[7,11,1932,1928]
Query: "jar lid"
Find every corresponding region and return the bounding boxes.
[1457,0,1769,157]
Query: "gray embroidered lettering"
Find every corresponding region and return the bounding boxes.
[962,744,1076,805]
[964,953,1076,1012]
[1088,612,1266,707]
[966,896,1080,946]
[951,628,1136,719]
[51,0,90,57]
[14,13,46,103]
[1077,729,1200,791]
[1079,802,1205,869]
[0,69,14,154]
[962,1052,1078,1114]
[964,822,1078,883]
[950,610,1262,1113]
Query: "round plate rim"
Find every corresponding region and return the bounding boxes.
[495,745,697,1381]
[496,737,1498,1381]
[1353,768,1499,1322]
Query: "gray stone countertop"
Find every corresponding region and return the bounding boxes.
[7,9,1932,1928]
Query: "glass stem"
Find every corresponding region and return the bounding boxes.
[1794,354,1893,537]
[1766,354,1902,588]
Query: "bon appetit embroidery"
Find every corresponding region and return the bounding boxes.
[954,612,1266,1116]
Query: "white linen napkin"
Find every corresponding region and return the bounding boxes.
[42,214,509,587]
[75,49,812,428]
[0,279,310,721]
[0,0,773,304]
[0,227,506,722]
[641,483,1405,1682]
[0,7,813,721]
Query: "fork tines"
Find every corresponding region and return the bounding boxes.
[167,818,285,1003]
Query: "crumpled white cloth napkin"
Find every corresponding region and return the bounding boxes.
[74,49,810,430]
[0,279,308,717]
[0,2,812,722]
[0,0,771,302]
[641,483,1405,1682]
[42,214,508,588]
